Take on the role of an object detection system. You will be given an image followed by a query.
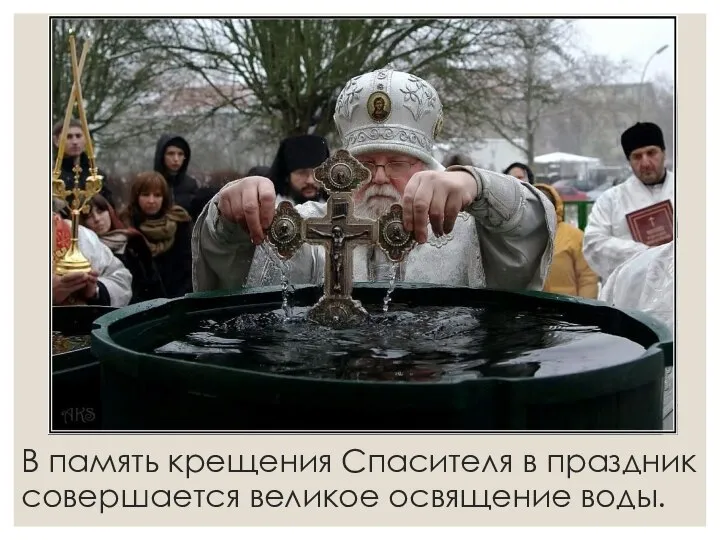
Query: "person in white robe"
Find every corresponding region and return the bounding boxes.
[53,209,133,307]
[192,69,557,293]
[583,122,674,282]
[599,240,674,333]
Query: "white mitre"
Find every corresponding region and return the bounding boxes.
[333,68,446,170]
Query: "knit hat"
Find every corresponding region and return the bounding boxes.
[333,68,445,170]
[621,122,665,159]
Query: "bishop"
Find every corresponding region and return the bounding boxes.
[191,69,557,304]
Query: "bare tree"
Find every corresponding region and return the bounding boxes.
[159,18,510,140]
[52,18,179,149]
[461,19,578,166]
[536,52,635,161]
[536,53,674,166]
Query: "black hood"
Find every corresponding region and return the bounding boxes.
[268,135,329,196]
[154,134,191,180]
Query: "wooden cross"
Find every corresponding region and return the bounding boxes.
[266,150,416,326]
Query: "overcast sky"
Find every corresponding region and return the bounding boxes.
[573,17,675,84]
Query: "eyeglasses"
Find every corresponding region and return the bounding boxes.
[359,161,415,179]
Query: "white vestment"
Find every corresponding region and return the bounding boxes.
[74,222,134,307]
[582,171,674,281]
[599,241,674,333]
[192,166,557,293]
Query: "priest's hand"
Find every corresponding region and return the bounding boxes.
[401,169,478,244]
[217,176,277,244]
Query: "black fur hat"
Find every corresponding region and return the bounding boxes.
[268,135,330,196]
[621,122,665,159]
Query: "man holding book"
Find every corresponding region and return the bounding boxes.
[582,122,674,282]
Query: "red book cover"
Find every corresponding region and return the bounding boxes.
[625,199,674,247]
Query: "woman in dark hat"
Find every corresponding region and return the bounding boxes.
[503,162,535,185]
[268,135,330,204]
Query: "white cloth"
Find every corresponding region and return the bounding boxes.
[191,167,558,293]
[75,223,134,307]
[599,241,674,333]
[583,171,674,281]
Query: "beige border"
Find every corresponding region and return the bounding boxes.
[16,15,704,526]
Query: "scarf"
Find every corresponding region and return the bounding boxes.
[139,205,191,257]
[99,230,131,255]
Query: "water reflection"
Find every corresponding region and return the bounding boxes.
[152,305,645,382]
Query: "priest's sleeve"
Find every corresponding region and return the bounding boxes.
[448,166,556,291]
[191,179,258,292]
[582,193,649,281]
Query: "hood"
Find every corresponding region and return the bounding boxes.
[268,135,330,196]
[154,134,191,179]
[534,183,564,222]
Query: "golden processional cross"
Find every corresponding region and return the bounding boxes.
[51,34,104,276]
[266,150,416,327]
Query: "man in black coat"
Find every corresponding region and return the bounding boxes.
[52,118,114,206]
[153,134,199,216]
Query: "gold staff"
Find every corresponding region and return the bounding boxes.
[52,34,104,276]
[52,39,87,180]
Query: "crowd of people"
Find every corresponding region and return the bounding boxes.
[52,68,674,332]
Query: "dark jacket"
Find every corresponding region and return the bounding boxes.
[115,234,166,303]
[153,134,199,216]
[55,152,114,207]
[189,186,221,221]
[151,220,193,298]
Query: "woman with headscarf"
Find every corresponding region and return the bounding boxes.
[268,135,330,204]
[120,172,193,298]
[81,194,165,302]
[534,183,599,299]
[503,162,535,185]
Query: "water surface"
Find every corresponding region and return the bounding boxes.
[150,305,646,382]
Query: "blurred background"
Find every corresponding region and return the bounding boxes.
[51,16,674,218]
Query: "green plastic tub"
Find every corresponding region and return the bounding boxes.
[91,283,673,431]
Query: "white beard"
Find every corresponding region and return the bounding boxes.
[354,184,402,219]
